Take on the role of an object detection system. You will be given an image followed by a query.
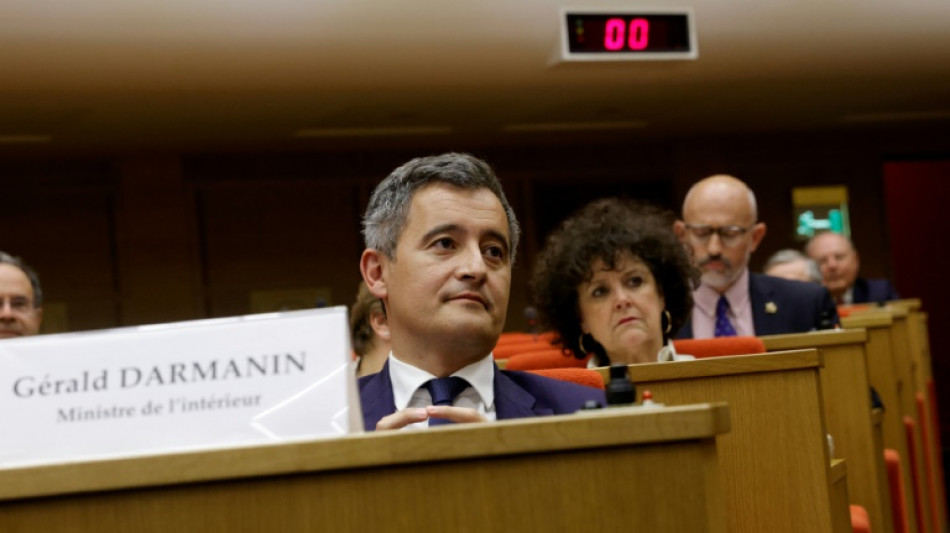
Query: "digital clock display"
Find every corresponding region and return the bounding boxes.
[562,10,697,60]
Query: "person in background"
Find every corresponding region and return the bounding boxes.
[673,175,838,338]
[805,231,899,304]
[764,249,822,284]
[358,153,604,431]
[0,251,43,339]
[531,198,697,366]
[350,283,391,377]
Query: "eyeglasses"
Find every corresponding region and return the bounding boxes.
[683,224,753,247]
[0,296,35,315]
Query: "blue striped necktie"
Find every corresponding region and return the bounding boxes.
[714,295,738,337]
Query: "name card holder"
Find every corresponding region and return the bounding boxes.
[0,307,360,469]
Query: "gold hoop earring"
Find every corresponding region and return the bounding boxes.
[663,309,673,334]
[578,333,593,355]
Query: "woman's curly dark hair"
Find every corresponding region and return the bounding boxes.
[529,197,699,365]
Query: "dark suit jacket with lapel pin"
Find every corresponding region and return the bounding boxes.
[677,273,839,339]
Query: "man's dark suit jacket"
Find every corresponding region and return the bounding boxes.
[851,277,899,304]
[358,360,606,431]
[676,272,839,339]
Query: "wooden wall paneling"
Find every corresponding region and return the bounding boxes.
[4,182,119,332]
[195,179,364,318]
[114,157,204,326]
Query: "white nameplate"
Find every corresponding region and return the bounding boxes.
[0,307,361,469]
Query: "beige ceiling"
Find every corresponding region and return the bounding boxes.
[2,0,949,152]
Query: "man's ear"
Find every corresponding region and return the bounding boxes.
[360,249,388,300]
[369,311,390,341]
[673,220,688,243]
[749,222,767,252]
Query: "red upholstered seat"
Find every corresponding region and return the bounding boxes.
[672,336,766,358]
[836,304,871,318]
[927,379,948,525]
[492,340,561,359]
[917,392,941,533]
[849,505,871,533]
[904,416,927,533]
[885,448,910,533]
[505,349,588,371]
[495,331,556,346]
[527,368,605,390]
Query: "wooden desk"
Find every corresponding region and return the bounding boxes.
[841,313,903,446]
[843,308,925,533]
[595,349,839,533]
[830,459,854,533]
[915,311,948,533]
[889,300,946,533]
[762,328,890,533]
[0,404,730,533]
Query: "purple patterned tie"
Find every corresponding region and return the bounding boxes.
[714,295,737,337]
[424,377,470,426]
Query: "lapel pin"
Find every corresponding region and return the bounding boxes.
[765,302,778,314]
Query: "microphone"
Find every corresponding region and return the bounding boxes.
[606,364,636,406]
[524,306,538,336]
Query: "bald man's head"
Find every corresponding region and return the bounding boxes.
[674,175,767,292]
[682,175,758,223]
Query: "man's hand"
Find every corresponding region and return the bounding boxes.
[425,405,487,424]
[375,406,487,430]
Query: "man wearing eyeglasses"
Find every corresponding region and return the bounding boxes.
[673,175,837,338]
[0,252,43,339]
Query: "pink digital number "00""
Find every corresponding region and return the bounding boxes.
[604,18,649,51]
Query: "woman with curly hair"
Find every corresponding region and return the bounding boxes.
[530,197,699,366]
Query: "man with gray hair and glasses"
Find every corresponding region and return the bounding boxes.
[0,251,43,339]
[358,153,604,431]
[673,175,837,338]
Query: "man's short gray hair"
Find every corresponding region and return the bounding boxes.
[0,251,43,307]
[764,249,822,283]
[362,153,521,262]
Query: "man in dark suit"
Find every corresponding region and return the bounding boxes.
[358,153,604,431]
[673,175,838,339]
[805,232,900,304]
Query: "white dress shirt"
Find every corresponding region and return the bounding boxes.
[840,286,854,305]
[387,352,497,429]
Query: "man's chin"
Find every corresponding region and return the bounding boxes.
[0,331,21,339]
[827,282,848,294]
[441,314,500,337]
[701,272,735,291]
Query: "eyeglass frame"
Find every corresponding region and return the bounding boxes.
[682,223,756,247]
[0,296,38,315]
